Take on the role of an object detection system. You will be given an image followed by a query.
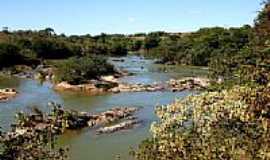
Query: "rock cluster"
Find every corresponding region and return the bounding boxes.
[0,88,17,101]
[97,118,141,134]
[168,77,210,92]
[55,79,164,94]
[110,83,164,93]
[11,104,141,137]
[100,75,119,83]
[87,107,139,127]
[54,81,107,94]
[2,65,55,81]
[54,76,211,94]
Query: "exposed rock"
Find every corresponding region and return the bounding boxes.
[11,104,140,137]
[100,75,118,83]
[55,76,210,94]
[14,72,33,79]
[0,88,17,102]
[87,107,139,127]
[97,119,141,134]
[54,81,106,94]
[109,83,165,93]
[168,77,210,91]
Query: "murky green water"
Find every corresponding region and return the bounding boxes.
[0,56,207,160]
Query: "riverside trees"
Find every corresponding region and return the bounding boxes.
[133,1,270,160]
[55,56,115,85]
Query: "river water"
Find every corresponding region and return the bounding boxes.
[0,56,207,160]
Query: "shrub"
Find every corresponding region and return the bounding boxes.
[55,56,115,85]
[133,85,270,160]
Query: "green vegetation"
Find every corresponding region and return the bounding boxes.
[133,1,270,159]
[0,29,130,61]
[0,106,68,160]
[55,56,115,85]
[0,1,269,159]
[0,128,67,160]
[146,26,252,66]
[0,29,127,83]
[133,85,270,160]
[0,43,23,69]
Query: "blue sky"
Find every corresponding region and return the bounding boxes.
[0,0,262,35]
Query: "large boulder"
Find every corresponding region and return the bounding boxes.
[100,75,118,83]
[96,119,141,134]
[54,81,105,94]
[168,77,210,91]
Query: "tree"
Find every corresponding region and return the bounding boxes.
[39,27,55,37]
[144,34,161,51]
[130,40,143,51]
[0,43,23,69]
[254,0,270,47]
[32,39,74,59]
[109,41,128,56]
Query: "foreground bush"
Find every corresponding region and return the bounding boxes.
[55,56,115,85]
[133,85,270,160]
[0,128,67,160]
[0,106,68,160]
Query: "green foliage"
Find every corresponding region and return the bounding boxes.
[254,0,270,47]
[144,34,161,50]
[32,38,76,59]
[134,3,270,159]
[209,1,270,83]
[128,40,143,52]
[55,56,115,85]
[0,106,68,160]
[108,40,128,56]
[0,28,132,70]
[82,36,129,56]
[0,128,67,160]
[134,85,270,160]
[146,26,252,66]
[0,43,24,69]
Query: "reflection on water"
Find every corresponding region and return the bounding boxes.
[0,56,207,160]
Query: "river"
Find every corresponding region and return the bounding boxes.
[0,55,207,160]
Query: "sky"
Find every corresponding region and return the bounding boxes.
[0,0,263,35]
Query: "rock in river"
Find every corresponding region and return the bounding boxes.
[0,88,17,102]
[168,77,210,92]
[96,119,141,134]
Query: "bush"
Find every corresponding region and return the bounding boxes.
[133,85,270,160]
[55,56,115,85]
